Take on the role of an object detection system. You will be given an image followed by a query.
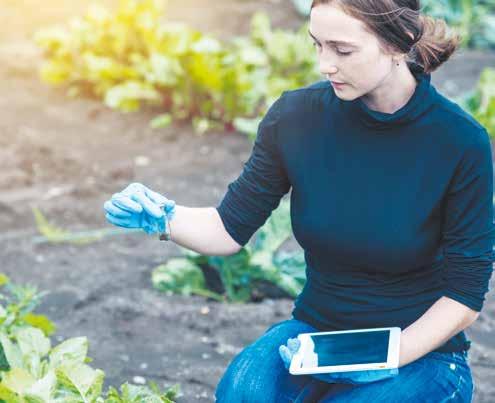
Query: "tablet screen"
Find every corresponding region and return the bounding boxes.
[303,330,390,367]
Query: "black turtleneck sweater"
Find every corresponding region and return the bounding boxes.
[216,64,494,352]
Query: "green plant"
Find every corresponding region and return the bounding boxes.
[0,274,180,402]
[0,274,55,338]
[32,207,141,245]
[152,198,307,303]
[34,0,320,136]
[421,0,495,49]
[456,67,495,138]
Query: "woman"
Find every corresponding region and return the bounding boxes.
[104,0,494,401]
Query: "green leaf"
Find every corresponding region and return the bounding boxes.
[112,381,179,403]
[0,334,23,370]
[55,362,104,401]
[33,207,70,243]
[191,37,222,54]
[49,337,88,370]
[233,117,262,140]
[22,313,57,337]
[0,305,6,323]
[0,274,10,287]
[251,198,292,256]
[24,370,57,403]
[144,53,183,86]
[272,250,307,297]
[152,258,207,296]
[207,249,253,302]
[15,327,51,359]
[104,81,161,112]
[250,12,271,44]
[458,67,495,138]
[1,367,36,395]
[237,45,268,66]
[14,327,51,379]
[150,113,172,129]
[163,383,180,401]
[0,336,10,371]
[0,382,23,403]
[192,117,211,135]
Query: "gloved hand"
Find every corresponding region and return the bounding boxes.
[279,337,399,385]
[104,182,176,235]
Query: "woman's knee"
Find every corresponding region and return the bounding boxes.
[214,343,281,402]
[214,318,318,402]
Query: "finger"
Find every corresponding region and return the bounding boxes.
[121,182,144,195]
[143,187,168,205]
[163,199,176,211]
[103,200,132,218]
[278,345,291,369]
[287,338,300,352]
[132,192,163,218]
[112,195,143,213]
[106,213,132,228]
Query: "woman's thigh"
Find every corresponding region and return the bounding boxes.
[319,350,474,403]
[214,317,322,403]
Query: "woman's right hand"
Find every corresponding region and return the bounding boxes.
[103,182,176,235]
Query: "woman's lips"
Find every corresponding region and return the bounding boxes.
[331,81,346,88]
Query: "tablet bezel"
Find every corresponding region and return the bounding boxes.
[289,327,401,375]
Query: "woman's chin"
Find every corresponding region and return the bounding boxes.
[333,90,357,101]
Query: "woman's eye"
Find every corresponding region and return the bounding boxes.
[336,49,352,56]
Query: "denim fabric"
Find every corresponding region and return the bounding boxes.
[214,318,474,402]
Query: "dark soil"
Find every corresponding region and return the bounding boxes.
[0,1,494,401]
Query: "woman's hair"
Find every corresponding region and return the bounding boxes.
[310,0,461,74]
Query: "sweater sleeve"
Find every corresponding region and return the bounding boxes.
[216,94,291,247]
[441,129,495,312]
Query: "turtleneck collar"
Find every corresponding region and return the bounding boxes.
[346,63,436,131]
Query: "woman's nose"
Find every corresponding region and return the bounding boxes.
[319,57,339,76]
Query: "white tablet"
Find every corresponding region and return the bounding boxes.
[289,327,401,375]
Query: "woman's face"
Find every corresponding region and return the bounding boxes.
[309,3,397,101]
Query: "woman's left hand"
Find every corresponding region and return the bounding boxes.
[279,337,399,385]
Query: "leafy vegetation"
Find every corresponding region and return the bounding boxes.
[456,67,495,138]
[0,274,180,402]
[152,198,307,303]
[34,0,319,136]
[422,0,495,49]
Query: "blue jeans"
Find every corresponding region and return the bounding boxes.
[214,318,474,402]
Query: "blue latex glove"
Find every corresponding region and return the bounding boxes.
[279,337,399,385]
[104,183,176,235]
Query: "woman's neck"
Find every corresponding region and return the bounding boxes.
[360,64,419,114]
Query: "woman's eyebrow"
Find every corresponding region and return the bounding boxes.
[308,30,358,47]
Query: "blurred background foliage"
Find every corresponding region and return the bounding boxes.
[34,0,495,139]
[34,0,320,138]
